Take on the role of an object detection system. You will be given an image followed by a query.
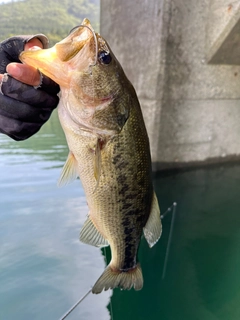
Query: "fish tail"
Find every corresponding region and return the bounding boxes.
[92,264,143,294]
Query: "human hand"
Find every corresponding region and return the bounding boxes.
[0,35,60,141]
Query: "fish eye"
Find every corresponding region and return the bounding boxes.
[98,50,112,65]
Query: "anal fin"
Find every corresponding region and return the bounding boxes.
[80,215,109,248]
[143,192,162,248]
[58,151,78,187]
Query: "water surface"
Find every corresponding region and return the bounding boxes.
[1,111,240,320]
[109,166,240,320]
[0,111,110,320]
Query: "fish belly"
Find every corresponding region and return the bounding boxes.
[59,99,154,293]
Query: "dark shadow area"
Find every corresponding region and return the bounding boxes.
[105,163,240,320]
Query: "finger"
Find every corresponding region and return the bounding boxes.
[6,63,41,86]
[39,74,60,95]
[0,92,46,122]
[0,113,43,141]
[1,74,59,108]
[5,64,60,94]
[0,35,48,74]
[0,90,55,140]
[25,38,43,50]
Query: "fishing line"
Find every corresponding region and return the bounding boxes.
[56,21,175,320]
[81,25,98,70]
[58,203,176,319]
[70,23,99,143]
[73,24,98,115]
[161,202,177,280]
[57,246,111,320]
[161,202,176,220]
[58,288,92,320]
[75,24,100,153]
[69,24,98,68]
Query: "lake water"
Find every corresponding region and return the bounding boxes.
[1,110,240,320]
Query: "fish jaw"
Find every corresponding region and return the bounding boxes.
[19,46,71,87]
[19,20,94,88]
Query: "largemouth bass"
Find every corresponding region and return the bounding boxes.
[20,19,162,294]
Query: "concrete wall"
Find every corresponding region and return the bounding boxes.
[100,0,240,170]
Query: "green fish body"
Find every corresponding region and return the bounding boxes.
[20,19,162,294]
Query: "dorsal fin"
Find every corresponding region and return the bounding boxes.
[80,215,109,248]
[58,152,78,187]
[143,192,162,248]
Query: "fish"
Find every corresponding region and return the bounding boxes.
[20,18,162,294]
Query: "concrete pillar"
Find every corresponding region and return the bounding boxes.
[100,0,240,170]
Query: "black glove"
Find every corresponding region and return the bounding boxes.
[0,35,60,141]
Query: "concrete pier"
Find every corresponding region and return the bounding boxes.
[100,0,240,170]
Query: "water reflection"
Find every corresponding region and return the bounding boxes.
[1,109,240,320]
[105,166,240,320]
[0,111,110,320]
[0,110,68,164]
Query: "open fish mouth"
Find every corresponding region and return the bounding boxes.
[19,19,96,87]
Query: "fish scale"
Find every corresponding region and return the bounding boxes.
[20,18,162,294]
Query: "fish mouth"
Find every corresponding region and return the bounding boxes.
[19,19,96,87]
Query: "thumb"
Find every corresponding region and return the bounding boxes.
[6,63,41,86]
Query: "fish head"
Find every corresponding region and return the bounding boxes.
[20,19,128,107]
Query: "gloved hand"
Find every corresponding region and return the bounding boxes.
[0,35,60,141]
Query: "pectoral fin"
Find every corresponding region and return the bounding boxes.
[143,192,162,248]
[94,139,102,182]
[80,215,109,248]
[58,152,78,187]
[93,139,102,192]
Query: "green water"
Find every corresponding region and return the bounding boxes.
[1,111,240,320]
[107,166,240,320]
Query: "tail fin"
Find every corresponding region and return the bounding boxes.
[92,264,143,294]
